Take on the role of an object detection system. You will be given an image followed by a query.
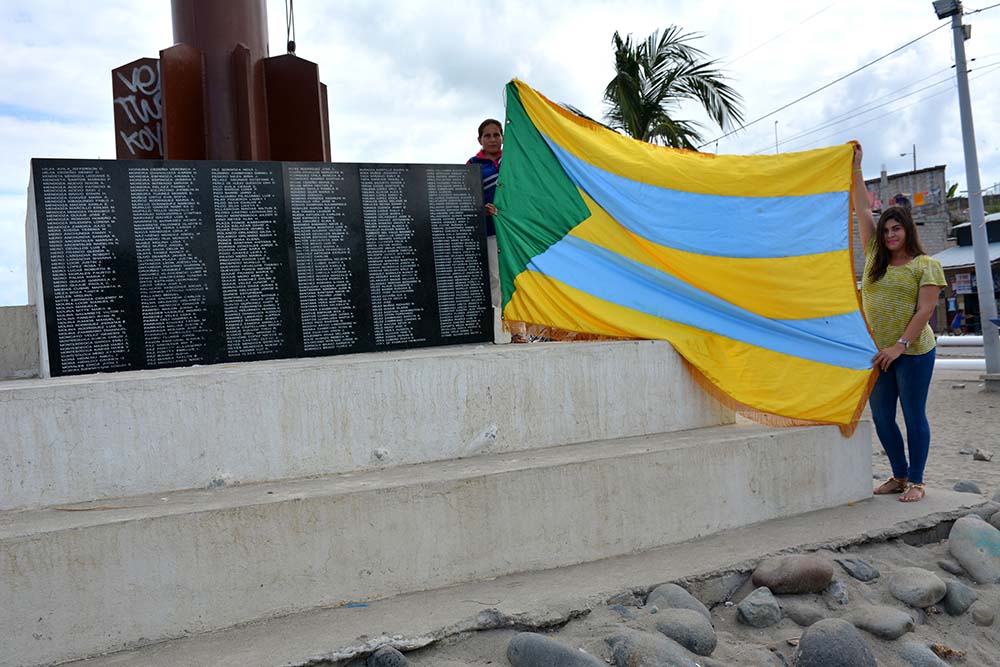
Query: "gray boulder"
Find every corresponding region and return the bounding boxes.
[654,607,717,656]
[888,567,947,608]
[948,516,1000,583]
[507,633,605,667]
[737,587,782,628]
[834,557,880,582]
[937,558,965,576]
[606,630,698,667]
[989,511,1000,531]
[752,555,834,594]
[368,646,410,667]
[608,604,637,621]
[646,583,711,621]
[942,580,978,616]
[898,642,949,667]
[845,605,914,639]
[793,618,877,667]
[953,480,983,494]
[777,595,828,627]
[823,579,849,608]
[970,601,995,626]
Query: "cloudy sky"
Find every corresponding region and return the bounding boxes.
[2,0,999,306]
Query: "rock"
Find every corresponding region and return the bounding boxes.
[606,630,698,667]
[608,604,636,621]
[993,489,1000,503]
[793,618,877,667]
[970,601,994,626]
[823,580,849,608]
[953,480,983,493]
[888,568,947,608]
[974,449,994,462]
[752,555,834,594]
[777,596,828,627]
[948,516,1000,583]
[834,557,880,582]
[966,501,1000,520]
[959,448,974,455]
[898,642,949,667]
[942,580,978,616]
[368,646,410,666]
[507,633,605,667]
[845,605,914,639]
[937,558,965,575]
[737,587,782,628]
[645,583,711,621]
[606,590,643,607]
[990,511,1000,531]
[654,607,717,656]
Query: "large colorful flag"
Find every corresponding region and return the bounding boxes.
[494,80,877,433]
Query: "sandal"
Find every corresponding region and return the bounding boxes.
[900,483,925,503]
[874,476,907,495]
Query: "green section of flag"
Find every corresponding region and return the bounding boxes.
[494,82,591,309]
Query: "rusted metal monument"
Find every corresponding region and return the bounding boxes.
[111,0,330,162]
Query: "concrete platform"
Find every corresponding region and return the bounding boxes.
[0,340,731,510]
[2,421,868,667]
[62,489,979,667]
[0,304,39,380]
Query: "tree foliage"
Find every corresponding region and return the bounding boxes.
[603,27,744,150]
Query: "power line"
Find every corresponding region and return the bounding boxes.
[724,3,837,65]
[968,2,1000,14]
[697,23,948,148]
[770,60,1000,154]
[749,57,1000,155]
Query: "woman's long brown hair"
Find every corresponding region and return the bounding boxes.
[868,205,926,282]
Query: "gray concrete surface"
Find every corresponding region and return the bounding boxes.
[2,422,868,667]
[0,339,732,510]
[0,305,38,380]
[66,490,979,667]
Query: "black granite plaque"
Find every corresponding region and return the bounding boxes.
[285,164,372,353]
[30,159,490,376]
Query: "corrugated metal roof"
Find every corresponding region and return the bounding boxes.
[931,241,1000,269]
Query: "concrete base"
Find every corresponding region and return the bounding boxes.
[0,340,731,510]
[982,373,1000,392]
[0,305,39,380]
[1,422,870,667]
[69,490,977,667]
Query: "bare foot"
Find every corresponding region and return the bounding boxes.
[899,483,925,502]
[874,477,907,494]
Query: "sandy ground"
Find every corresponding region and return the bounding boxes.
[350,358,1000,667]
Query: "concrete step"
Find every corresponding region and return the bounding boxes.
[0,340,730,510]
[63,489,978,667]
[2,421,869,667]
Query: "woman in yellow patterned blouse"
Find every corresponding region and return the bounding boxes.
[852,144,946,502]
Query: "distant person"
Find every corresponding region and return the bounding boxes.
[951,310,966,335]
[468,118,516,343]
[854,143,946,503]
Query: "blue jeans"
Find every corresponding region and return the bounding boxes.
[868,348,935,485]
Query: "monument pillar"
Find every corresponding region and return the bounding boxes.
[112,0,330,162]
[170,0,269,160]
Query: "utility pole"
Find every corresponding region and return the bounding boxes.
[911,143,916,172]
[934,0,1000,382]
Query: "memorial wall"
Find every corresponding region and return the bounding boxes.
[28,159,491,377]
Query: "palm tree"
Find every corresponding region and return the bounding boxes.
[604,27,744,150]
